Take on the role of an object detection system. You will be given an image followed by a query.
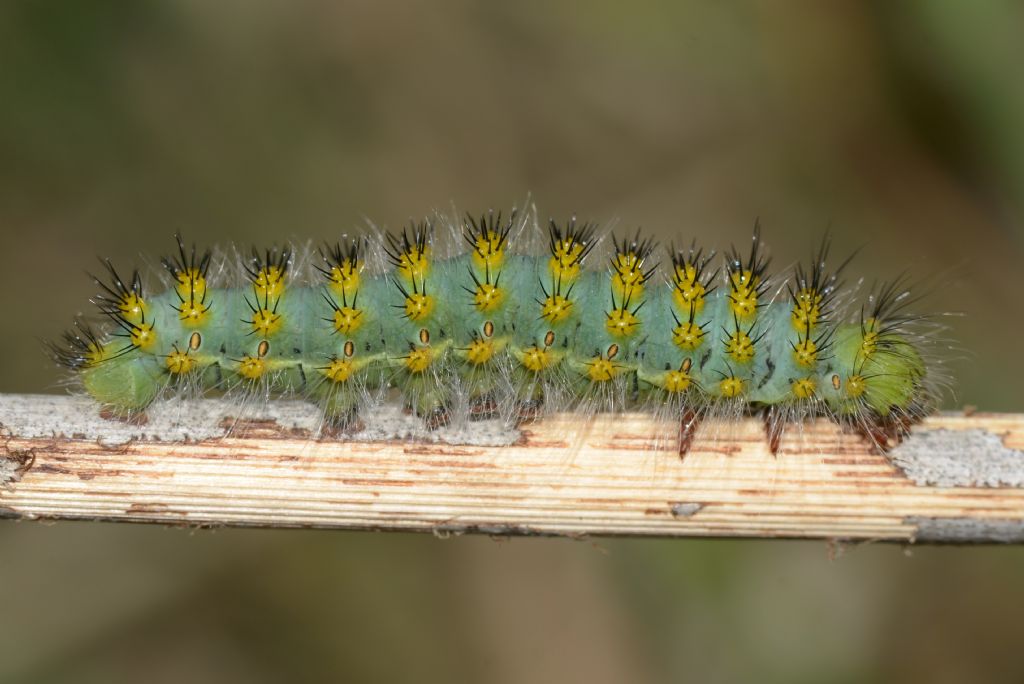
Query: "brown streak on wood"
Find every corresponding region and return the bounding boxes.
[126,502,187,516]
[402,445,486,457]
[340,478,415,488]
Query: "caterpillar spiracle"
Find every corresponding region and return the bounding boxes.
[49,206,944,455]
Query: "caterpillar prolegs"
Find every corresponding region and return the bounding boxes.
[50,207,941,454]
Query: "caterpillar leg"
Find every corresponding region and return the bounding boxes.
[321,406,364,435]
[763,406,785,455]
[855,412,917,453]
[402,401,451,429]
[402,378,452,430]
[515,398,544,424]
[423,406,451,430]
[463,365,503,420]
[98,406,150,426]
[468,394,498,420]
[678,408,701,459]
[314,381,366,434]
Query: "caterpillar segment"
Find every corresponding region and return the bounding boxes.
[506,218,596,418]
[457,211,516,419]
[52,213,937,453]
[383,220,453,427]
[312,237,384,430]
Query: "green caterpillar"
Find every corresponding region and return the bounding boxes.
[50,208,936,453]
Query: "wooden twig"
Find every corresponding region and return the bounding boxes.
[1,394,1023,543]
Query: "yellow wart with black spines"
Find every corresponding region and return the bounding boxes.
[92,259,147,324]
[662,358,694,394]
[791,376,816,399]
[725,223,768,321]
[319,239,363,301]
[248,248,289,301]
[162,234,212,328]
[320,239,366,337]
[244,247,290,338]
[463,211,512,314]
[165,346,196,375]
[669,244,715,355]
[536,218,592,329]
[671,246,714,315]
[386,221,431,284]
[604,232,654,339]
[724,325,756,363]
[465,210,511,275]
[386,221,436,323]
[585,343,624,383]
[323,357,354,383]
[519,345,553,373]
[547,217,596,285]
[719,373,745,398]
[404,346,433,374]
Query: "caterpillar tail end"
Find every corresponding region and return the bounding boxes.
[81,356,163,419]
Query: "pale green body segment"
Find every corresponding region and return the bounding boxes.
[80,252,925,425]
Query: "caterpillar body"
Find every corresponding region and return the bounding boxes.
[50,207,939,454]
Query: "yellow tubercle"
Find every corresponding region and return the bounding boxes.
[792,338,818,367]
[471,230,505,272]
[791,376,816,399]
[118,293,147,325]
[520,346,552,373]
[178,301,210,327]
[237,356,266,380]
[165,348,195,375]
[728,268,758,319]
[404,292,435,321]
[174,268,207,303]
[251,309,283,337]
[611,251,646,301]
[672,321,704,351]
[466,338,495,365]
[396,247,430,283]
[725,329,755,363]
[405,347,432,374]
[541,295,573,324]
[672,263,705,313]
[332,306,363,335]
[860,325,879,358]
[791,287,821,330]
[323,358,354,383]
[253,266,286,300]
[587,357,617,382]
[606,308,640,338]
[130,322,157,350]
[473,283,505,312]
[729,293,757,318]
[84,342,107,367]
[730,268,755,292]
[719,376,745,398]
[548,238,586,283]
[845,374,867,399]
[663,368,692,393]
[327,260,361,299]
[672,287,705,315]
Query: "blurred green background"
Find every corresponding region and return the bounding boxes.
[2,2,1024,682]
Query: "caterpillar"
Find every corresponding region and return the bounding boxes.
[49,206,943,455]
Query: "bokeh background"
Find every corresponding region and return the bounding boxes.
[2,2,1024,682]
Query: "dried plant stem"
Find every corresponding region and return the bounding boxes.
[1,395,1023,543]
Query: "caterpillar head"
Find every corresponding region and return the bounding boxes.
[830,326,926,415]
